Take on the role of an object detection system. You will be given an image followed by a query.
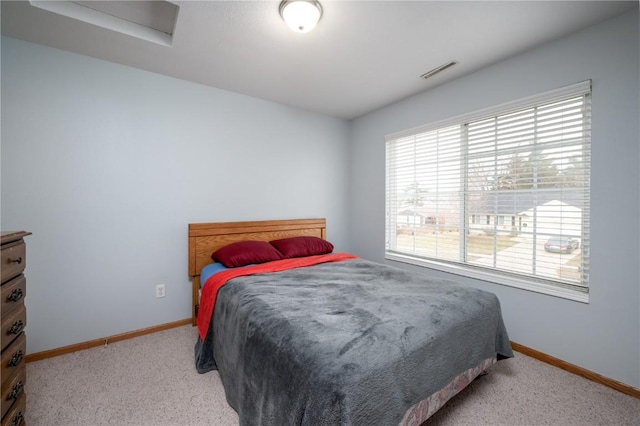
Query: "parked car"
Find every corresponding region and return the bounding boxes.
[544,236,580,253]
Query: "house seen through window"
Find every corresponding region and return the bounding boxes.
[385,81,591,298]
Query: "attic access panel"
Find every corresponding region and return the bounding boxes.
[30,1,179,46]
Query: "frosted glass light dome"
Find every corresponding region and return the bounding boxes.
[279,1,323,33]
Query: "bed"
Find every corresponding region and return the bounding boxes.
[188,218,513,425]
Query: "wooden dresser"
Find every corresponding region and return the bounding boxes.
[1,231,30,426]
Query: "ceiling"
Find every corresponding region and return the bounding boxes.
[1,1,637,120]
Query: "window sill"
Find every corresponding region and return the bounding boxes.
[385,252,589,304]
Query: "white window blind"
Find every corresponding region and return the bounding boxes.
[386,81,591,297]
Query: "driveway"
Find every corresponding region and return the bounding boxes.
[470,239,580,281]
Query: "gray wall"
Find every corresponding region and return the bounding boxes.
[1,36,350,354]
[349,10,639,388]
[2,10,639,390]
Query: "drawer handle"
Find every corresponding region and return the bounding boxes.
[9,381,24,399]
[8,288,23,302]
[8,257,23,265]
[8,350,24,367]
[10,411,24,426]
[8,320,24,335]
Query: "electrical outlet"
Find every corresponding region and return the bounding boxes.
[156,284,165,298]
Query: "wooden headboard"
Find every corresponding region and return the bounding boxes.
[188,218,327,325]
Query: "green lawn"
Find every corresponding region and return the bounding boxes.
[558,250,582,281]
[394,227,584,285]
[395,229,519,261]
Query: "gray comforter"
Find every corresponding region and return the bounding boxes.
[195,258,513,425]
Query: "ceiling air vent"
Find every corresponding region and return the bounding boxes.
[420,61,457,80]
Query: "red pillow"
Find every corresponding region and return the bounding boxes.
[212,240,283,268]
[269,236,334,259]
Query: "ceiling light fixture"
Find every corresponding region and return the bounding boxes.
[279,0,323,33]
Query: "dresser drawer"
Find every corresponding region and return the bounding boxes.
[0,391,24,426]
[0,365,24,421]
[0,276,25,318]
[0,333,25,390]
[0,392,25,426]
[1,243,25,285]
[0,307,25,353]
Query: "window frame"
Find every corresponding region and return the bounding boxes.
[385,81,591,303]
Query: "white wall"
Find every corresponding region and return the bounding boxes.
[1,36,350,354]
[349,10,640,388]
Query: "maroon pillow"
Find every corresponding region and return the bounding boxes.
[270,236,334,259]
[212,240,283,268]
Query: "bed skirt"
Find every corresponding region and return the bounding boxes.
[399,356,497,425]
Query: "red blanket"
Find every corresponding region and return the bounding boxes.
[197,252,358,339]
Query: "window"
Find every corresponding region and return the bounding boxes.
[385,81,591,301]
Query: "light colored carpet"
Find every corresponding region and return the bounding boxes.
[26,325,640,425]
